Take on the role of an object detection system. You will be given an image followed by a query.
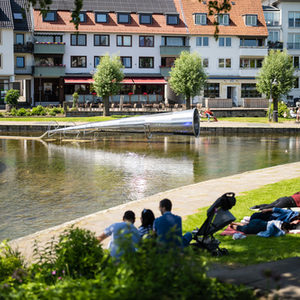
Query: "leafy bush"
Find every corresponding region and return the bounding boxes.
[72,92,79,108]
[4,89,19,108]
[16,108,27,117]
[48,110,56,116]
[9,108,18,116]
[31,105,46,116]
[52,107,64,115]
[0,229,255,299]
[267,101,289,119]
[0,113,3,118]
[0,241,25,284]
[25,109,32,116]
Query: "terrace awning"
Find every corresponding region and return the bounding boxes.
[64,78,166,84]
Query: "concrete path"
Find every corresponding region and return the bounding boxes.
[208,257,300,299]
[10,161,300,263]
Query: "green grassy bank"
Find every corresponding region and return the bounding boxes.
[183,177,300,266]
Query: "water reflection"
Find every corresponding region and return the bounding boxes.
[0,134,300,240]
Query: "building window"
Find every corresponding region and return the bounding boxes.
[288,12,300,27]
[73,12,86,23]
[121,56,132,68]
[94,35,109,46]
[293,56,299,68]
[0,55,1,68]
[43,11,57,22]
[240,38,263,47]
[288,33,300,49]
[240,58,263,68]
[35,35,62,43]
[0,31,1,44]
[117,13,131,24]
[218,58,231,68]
[219,37,231,47]
[161,57,176,67]
[71,56,87,68]
[71,34,86,46]
[94,56,102,67]
[204,83,220,98]
[203,58,209,68]
[161,36,185,46]
[139,14,152,24]
[268,31,280,43]
[217,14,229,25]
[196,36,209,46]
[194,13,207,25]
[264,11,280,26]
[139,57,154,68]
[245,14,257,26]
[16,34,24,45]
[166,14,179,25]
[95,13,108,23]
[117,35,132,47]
[241,83,261,98]
[13,13,23,20]
[16,56,25,68]
[139,36,154,47]
[294,77,299,89]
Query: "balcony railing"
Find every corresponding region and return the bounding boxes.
[14,43,34,53]
[160,66,172,77]
[14,66,33,75]
[33,65,66,77]
[160,45,190,56]
[34,42,65,54]
[267,41,283,49]
[287,43,300,50]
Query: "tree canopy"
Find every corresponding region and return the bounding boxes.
[169,51,207,109]
[256,50,295,122]
[93,55,124,116]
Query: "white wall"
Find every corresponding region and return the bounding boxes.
[63,33,162,75]
[0,29,14,76]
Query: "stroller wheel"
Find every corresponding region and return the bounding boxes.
[219,248,229,255]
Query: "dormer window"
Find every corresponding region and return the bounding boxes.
[117,13,131,24]
[217,14,229,25]
[166,14,179,25]
[95,12,108,23]
[139,14,152,25]
[245,14,257,26]
[194,13,207,25]
[73,12,86,23]
[13,13,23,20]
[43,11,57,22]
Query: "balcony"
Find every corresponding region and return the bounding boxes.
[14,66,33,75]
[33,65,65,77]
[160,46,190,56]
[34,43,65,54]
[268,41,283,50]
[160,67,171,77]
[14,43,34,53]
[287,43,300,50]
[239,46,268,56]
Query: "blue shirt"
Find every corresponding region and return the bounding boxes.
[104,222,140,259]
[138,225,153,237]
[272,207,299,223]
[153,211,183,247]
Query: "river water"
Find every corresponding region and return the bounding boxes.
[0,133,300,240]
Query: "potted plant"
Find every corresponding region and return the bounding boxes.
[72,92,79,109]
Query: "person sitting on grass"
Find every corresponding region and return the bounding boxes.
[97,210,140,259]
[204,107,218,122]
[138,208,155,238]
[251,192,300,210]
[153,199,192,248]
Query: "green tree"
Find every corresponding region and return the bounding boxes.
[256,50,295,122]
[93,55,124,116]
[169,51,207,109]
[4,89,20,109]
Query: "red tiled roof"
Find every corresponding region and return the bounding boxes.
[181,0,268,36]
[34,0,188,35]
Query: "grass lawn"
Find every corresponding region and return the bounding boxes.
[0,115,130,123]
[217,117,295,123]
[183,177,300,266]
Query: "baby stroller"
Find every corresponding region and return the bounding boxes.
[191,192,236,256]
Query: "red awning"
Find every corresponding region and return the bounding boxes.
[132,78,167,85]
[64,78,165,85]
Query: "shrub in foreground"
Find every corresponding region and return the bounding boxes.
[0,228,255,299]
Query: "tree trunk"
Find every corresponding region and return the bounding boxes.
[273,98,278,123]
[186,94,191,110]
[103,96,110,116]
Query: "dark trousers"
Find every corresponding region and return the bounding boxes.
[237,219,267,234]
[254,197,296,209]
